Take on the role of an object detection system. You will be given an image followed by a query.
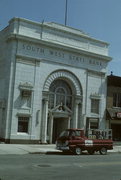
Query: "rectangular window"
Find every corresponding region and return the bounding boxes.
[18,117,29,133]
[113,93,121,107]
[91,99,99,114]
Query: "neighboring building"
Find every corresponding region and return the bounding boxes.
[107,74,121,141]
[0,17,111,143]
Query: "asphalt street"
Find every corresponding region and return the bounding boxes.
[0,153,120,180]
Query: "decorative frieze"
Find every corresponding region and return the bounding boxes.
[19,43,108,70]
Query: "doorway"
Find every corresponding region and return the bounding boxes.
[111,124,121,141]
[52,117,69,143]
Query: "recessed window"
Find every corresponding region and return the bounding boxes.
[91,99,99,114]
[90,122,98,129]
[21,90,31,97]
[18,117,29,133]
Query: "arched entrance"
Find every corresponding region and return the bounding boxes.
[41,70,82,144]
[48,79,72,143]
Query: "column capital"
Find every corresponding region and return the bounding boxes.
[75,95,82,105]
[43,98,49,103]
[42,91,49,100]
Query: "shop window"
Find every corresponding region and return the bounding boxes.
[91,99,99,114]
[18,117,29,133]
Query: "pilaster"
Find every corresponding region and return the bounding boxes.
[41,97,48,143]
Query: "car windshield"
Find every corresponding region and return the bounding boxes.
[59,130,70,137]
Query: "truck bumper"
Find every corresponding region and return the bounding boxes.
[56,146,69,151]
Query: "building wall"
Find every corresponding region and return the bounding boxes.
[0,17,111,143]
[0,28,16,139]
[107,76,121,140]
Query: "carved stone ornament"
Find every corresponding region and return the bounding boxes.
[19,82,33,91]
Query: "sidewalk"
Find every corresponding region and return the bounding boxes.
[0,144,59,155]
[0,143,120,155]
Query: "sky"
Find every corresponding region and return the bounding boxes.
[0,0,121,76]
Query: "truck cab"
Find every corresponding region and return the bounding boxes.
[56,128,113,155]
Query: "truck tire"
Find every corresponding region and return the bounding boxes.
[75,147,82,155]
[99,147,107,155]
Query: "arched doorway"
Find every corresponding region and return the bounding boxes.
[41,70,82,144]
[48,79,73,143]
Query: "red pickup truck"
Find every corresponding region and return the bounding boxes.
[56,128,113,155]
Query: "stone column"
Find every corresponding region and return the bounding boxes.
[73,96,82,129]
[73,101,79,128]
[78,103,84,128]
[41,98,48,143]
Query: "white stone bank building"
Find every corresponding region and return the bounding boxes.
[0,18,111,143]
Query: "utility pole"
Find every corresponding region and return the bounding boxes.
[65,0,68,26]
[41,19,44,39]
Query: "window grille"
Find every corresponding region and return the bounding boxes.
[18,116,29,133]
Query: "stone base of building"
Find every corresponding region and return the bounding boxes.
[0,138,42,144]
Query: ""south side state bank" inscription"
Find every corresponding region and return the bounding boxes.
[22,43,104,67]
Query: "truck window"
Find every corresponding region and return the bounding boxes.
[70,130,81,137]
[59,130,69,137]
[75,130,81,136]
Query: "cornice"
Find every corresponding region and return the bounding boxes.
[87,69,106,76]
[6,33,112,62]
[9,17,109,45]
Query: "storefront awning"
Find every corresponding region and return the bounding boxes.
[107,108,121,120]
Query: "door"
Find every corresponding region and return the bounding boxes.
[111,124,121,141]
[52,118,68,143]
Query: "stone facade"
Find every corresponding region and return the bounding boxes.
[0,17,111,143]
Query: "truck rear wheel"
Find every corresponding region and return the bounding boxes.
[75,147,82,155]
[99,147,107,155]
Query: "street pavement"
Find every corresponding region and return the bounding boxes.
[0,143,120,155]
